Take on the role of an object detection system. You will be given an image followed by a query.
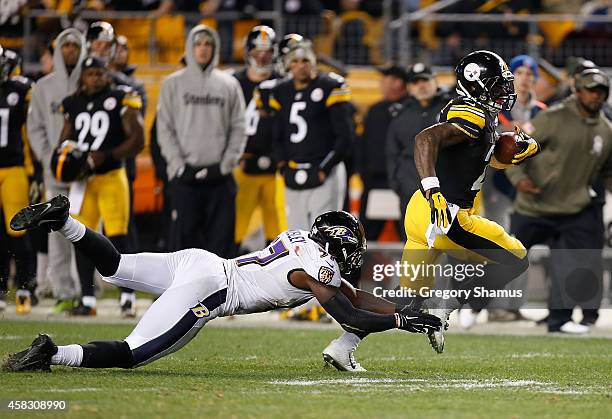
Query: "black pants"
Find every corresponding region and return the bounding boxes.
[169,175,237,258]
[511,204,604,331]
[359,176,403,241]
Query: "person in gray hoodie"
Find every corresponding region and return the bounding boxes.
[157,25,246,258]
[27,28,86,312]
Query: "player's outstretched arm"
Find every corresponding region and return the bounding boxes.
[290,271,441,335]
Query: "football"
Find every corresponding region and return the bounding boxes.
[494,132,520,164]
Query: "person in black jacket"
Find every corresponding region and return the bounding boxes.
[355,64,408,240]
[386,64,450,239]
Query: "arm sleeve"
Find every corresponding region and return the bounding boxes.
[321,291,397,334]
[220,78,247,175]
[156,78,185,180]
[319,101,354,174]
[26,85,52,162]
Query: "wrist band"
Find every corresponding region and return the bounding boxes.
[394,312,400,328]
[421,177,440,191]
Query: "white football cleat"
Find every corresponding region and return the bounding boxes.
[556,321,589,335]
[322,338,366,372]
[426,308,453,353]
[459,309,477,330]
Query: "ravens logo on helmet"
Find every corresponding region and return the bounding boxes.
[50,141,93,183]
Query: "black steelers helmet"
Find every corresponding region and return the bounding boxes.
[0,45,21,83]
[245,25,276,73]
[455,50,516,114]
[86,21,117,62]
[50,141,93,183]
[309,211,367,278]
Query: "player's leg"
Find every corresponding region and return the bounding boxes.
[71,178,102,313]
[261,173,285,243]
[1,167,35,314]
[201,176,237,258]
[234,169,261,251]
[97,168,136,316]
[3,249,228,371]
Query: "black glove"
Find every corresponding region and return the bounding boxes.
[512,125,540,164]
[178,163,223,184]
[426,187,452,228]
[396,310,442,334]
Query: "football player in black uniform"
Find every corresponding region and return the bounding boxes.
[232,25,286,252]
[0,46,36,314]
[56,56,144,316]
[322,51,541,371]
[268,37,353,230]
[86,22,147,315]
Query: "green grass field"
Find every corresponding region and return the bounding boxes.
[1,320,610,418]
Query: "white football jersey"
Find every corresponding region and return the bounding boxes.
[225,229,342,315]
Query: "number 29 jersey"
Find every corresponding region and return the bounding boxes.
[61,85,142,174]
[226,229,342,315]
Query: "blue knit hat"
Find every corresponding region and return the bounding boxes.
[509,55,538,79]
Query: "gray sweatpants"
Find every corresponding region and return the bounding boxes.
[285,163,347,230]
[45,179,78,300]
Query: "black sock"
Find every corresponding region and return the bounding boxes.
[73,228,121,277]
[80,340,134,368]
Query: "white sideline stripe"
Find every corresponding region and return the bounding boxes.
[0,335,27,340]
[268,378,604,395]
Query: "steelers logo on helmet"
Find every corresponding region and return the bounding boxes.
[455,50,517,114]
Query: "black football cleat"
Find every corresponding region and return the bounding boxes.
[10,195,70,232]
[3,334,58,372]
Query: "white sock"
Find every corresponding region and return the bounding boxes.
[51,344,83,367]
[120,292,136,306]
[336,332,362,350]
[16,289,31,298]
[58,216,86,242]
[82,295,96,308]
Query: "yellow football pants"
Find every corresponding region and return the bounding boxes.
[75,168,130,236]
[234,169,287,243]
[0,166,29,237]
[400,190,527,291]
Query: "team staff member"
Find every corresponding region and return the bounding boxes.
[506,69,612,334]
[323,51,541,371]
[385,63,450,240]
[232,25,286,251]
[0,46,36,314]
[268,38,354,230]
[355,64,408,241]
[28,29,86,313]
[57,56,144,316]
[157,25,246,257]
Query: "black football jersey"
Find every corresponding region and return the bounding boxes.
[233,69,280,174]
[437,97,498,208]
[0,76,33,168]
[61,85,142,174]
[269,72,351,165]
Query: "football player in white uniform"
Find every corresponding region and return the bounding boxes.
[4,195,441,372]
